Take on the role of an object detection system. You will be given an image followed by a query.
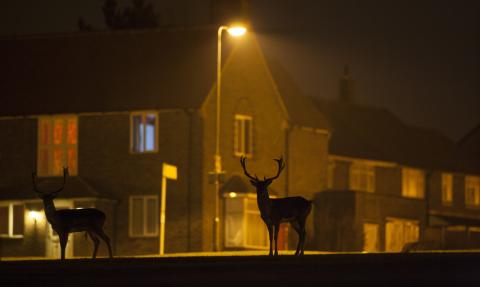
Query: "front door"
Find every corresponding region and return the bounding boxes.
[45,200,74,258]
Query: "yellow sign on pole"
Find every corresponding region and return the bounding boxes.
[160,163,177,255]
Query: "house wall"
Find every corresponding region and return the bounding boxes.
[78,110,203,255]
[314,191,426,252]
[0,118,37,186]
[201,33,291,251]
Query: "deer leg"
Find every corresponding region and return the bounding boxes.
[290,221,302,256]
[94,228,113,258]
[267,224,274,256]
[298,219,307,256]
[274,224,280,256]
[88,231,100,259]
[59,233,68,261]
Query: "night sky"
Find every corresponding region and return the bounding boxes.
[1,0,478,141]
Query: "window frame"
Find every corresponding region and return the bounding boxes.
[349,161,375,193]
[37,115,78,177]
[441,173,453,205]
[465,175,480,208]
[363,222,379,252]
[233,114,253,158]
[0,202,25,239]
[130,111,159,154]
[128,195,159,238]
[401,167,425,199]
[385,217,419,252]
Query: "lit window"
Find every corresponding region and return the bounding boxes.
[0,203,24,238]
[225,194,270,249]
[363,223,379,252]
[441,173,453,205]
[402,168,425,199]
[234,114,253,157]
[131,112,158,153]
[465,175,480,208]
[129,195,158,237]
[37,116,78,176]
[385,218,419,252]
[349,161,375,192]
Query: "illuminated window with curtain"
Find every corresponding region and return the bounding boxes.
[465,175,480,208]
[37,116,78,176]
[441,173,453,205]
[363,223,379,252]
[130,112,158,153]
[234,114,253,157]
[349,161,375,192]
[0,203,24,238]
[402,167,425,199]
[385,218,419,252]
[129,195,158,237]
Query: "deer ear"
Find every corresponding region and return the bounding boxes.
[249,180,257,186]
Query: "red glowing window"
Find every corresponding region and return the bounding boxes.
[37,116,78,176]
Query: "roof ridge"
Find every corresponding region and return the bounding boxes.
[0,25,218,41]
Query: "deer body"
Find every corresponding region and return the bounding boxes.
[33,168,113,260]
[241,157,312,256]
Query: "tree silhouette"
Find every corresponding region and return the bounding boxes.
[102,0,158,30]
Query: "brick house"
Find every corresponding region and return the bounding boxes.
[0,27,330,257]
[311,69,480,252]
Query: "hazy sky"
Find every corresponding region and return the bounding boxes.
[1,0,478,141]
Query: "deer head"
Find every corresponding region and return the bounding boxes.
[32,167,69,200]
[240,156,285,192]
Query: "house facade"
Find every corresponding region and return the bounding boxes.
[311,70,480,252]
[0,27,329,257]
[1,28,478,258]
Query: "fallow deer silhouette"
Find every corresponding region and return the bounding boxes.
[32,167,113,260]
[240,156,312,256]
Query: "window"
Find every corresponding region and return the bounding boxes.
[130,112,158,153]
[385,218,419,252]
[129,196,158,237]
[0,203,24,238]
[441,173,453,205]
[225,194,269,249]
[465,175,480,208]
[234,114,253,157]
[402,168,425,199]
[349,161,375,192]
[37,116,78,176]
[363,223,379,252]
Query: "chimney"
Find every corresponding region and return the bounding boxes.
[339,65,355,102]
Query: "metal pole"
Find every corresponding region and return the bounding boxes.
[213,26,226,252]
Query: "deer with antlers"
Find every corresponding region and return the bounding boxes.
[32,167,113,260]
[240,156,312,256]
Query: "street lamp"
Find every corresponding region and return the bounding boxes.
[212,24,247,252]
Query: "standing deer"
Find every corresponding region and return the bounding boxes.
[32,167,113,260]
[240,156,312,256]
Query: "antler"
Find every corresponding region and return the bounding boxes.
[265,156,285,182]
[32,167,69,196]
[240,156,258,181]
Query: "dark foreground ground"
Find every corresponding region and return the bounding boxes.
[1,252,479,286]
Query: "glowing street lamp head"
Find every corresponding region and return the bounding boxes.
[227,26,247,37]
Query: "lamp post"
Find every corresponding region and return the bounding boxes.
[212,24,247,252]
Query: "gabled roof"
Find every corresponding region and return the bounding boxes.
[313,98,458,171]
[457,123,480,173]
[0,27,329,131]
[0,27,222,116]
